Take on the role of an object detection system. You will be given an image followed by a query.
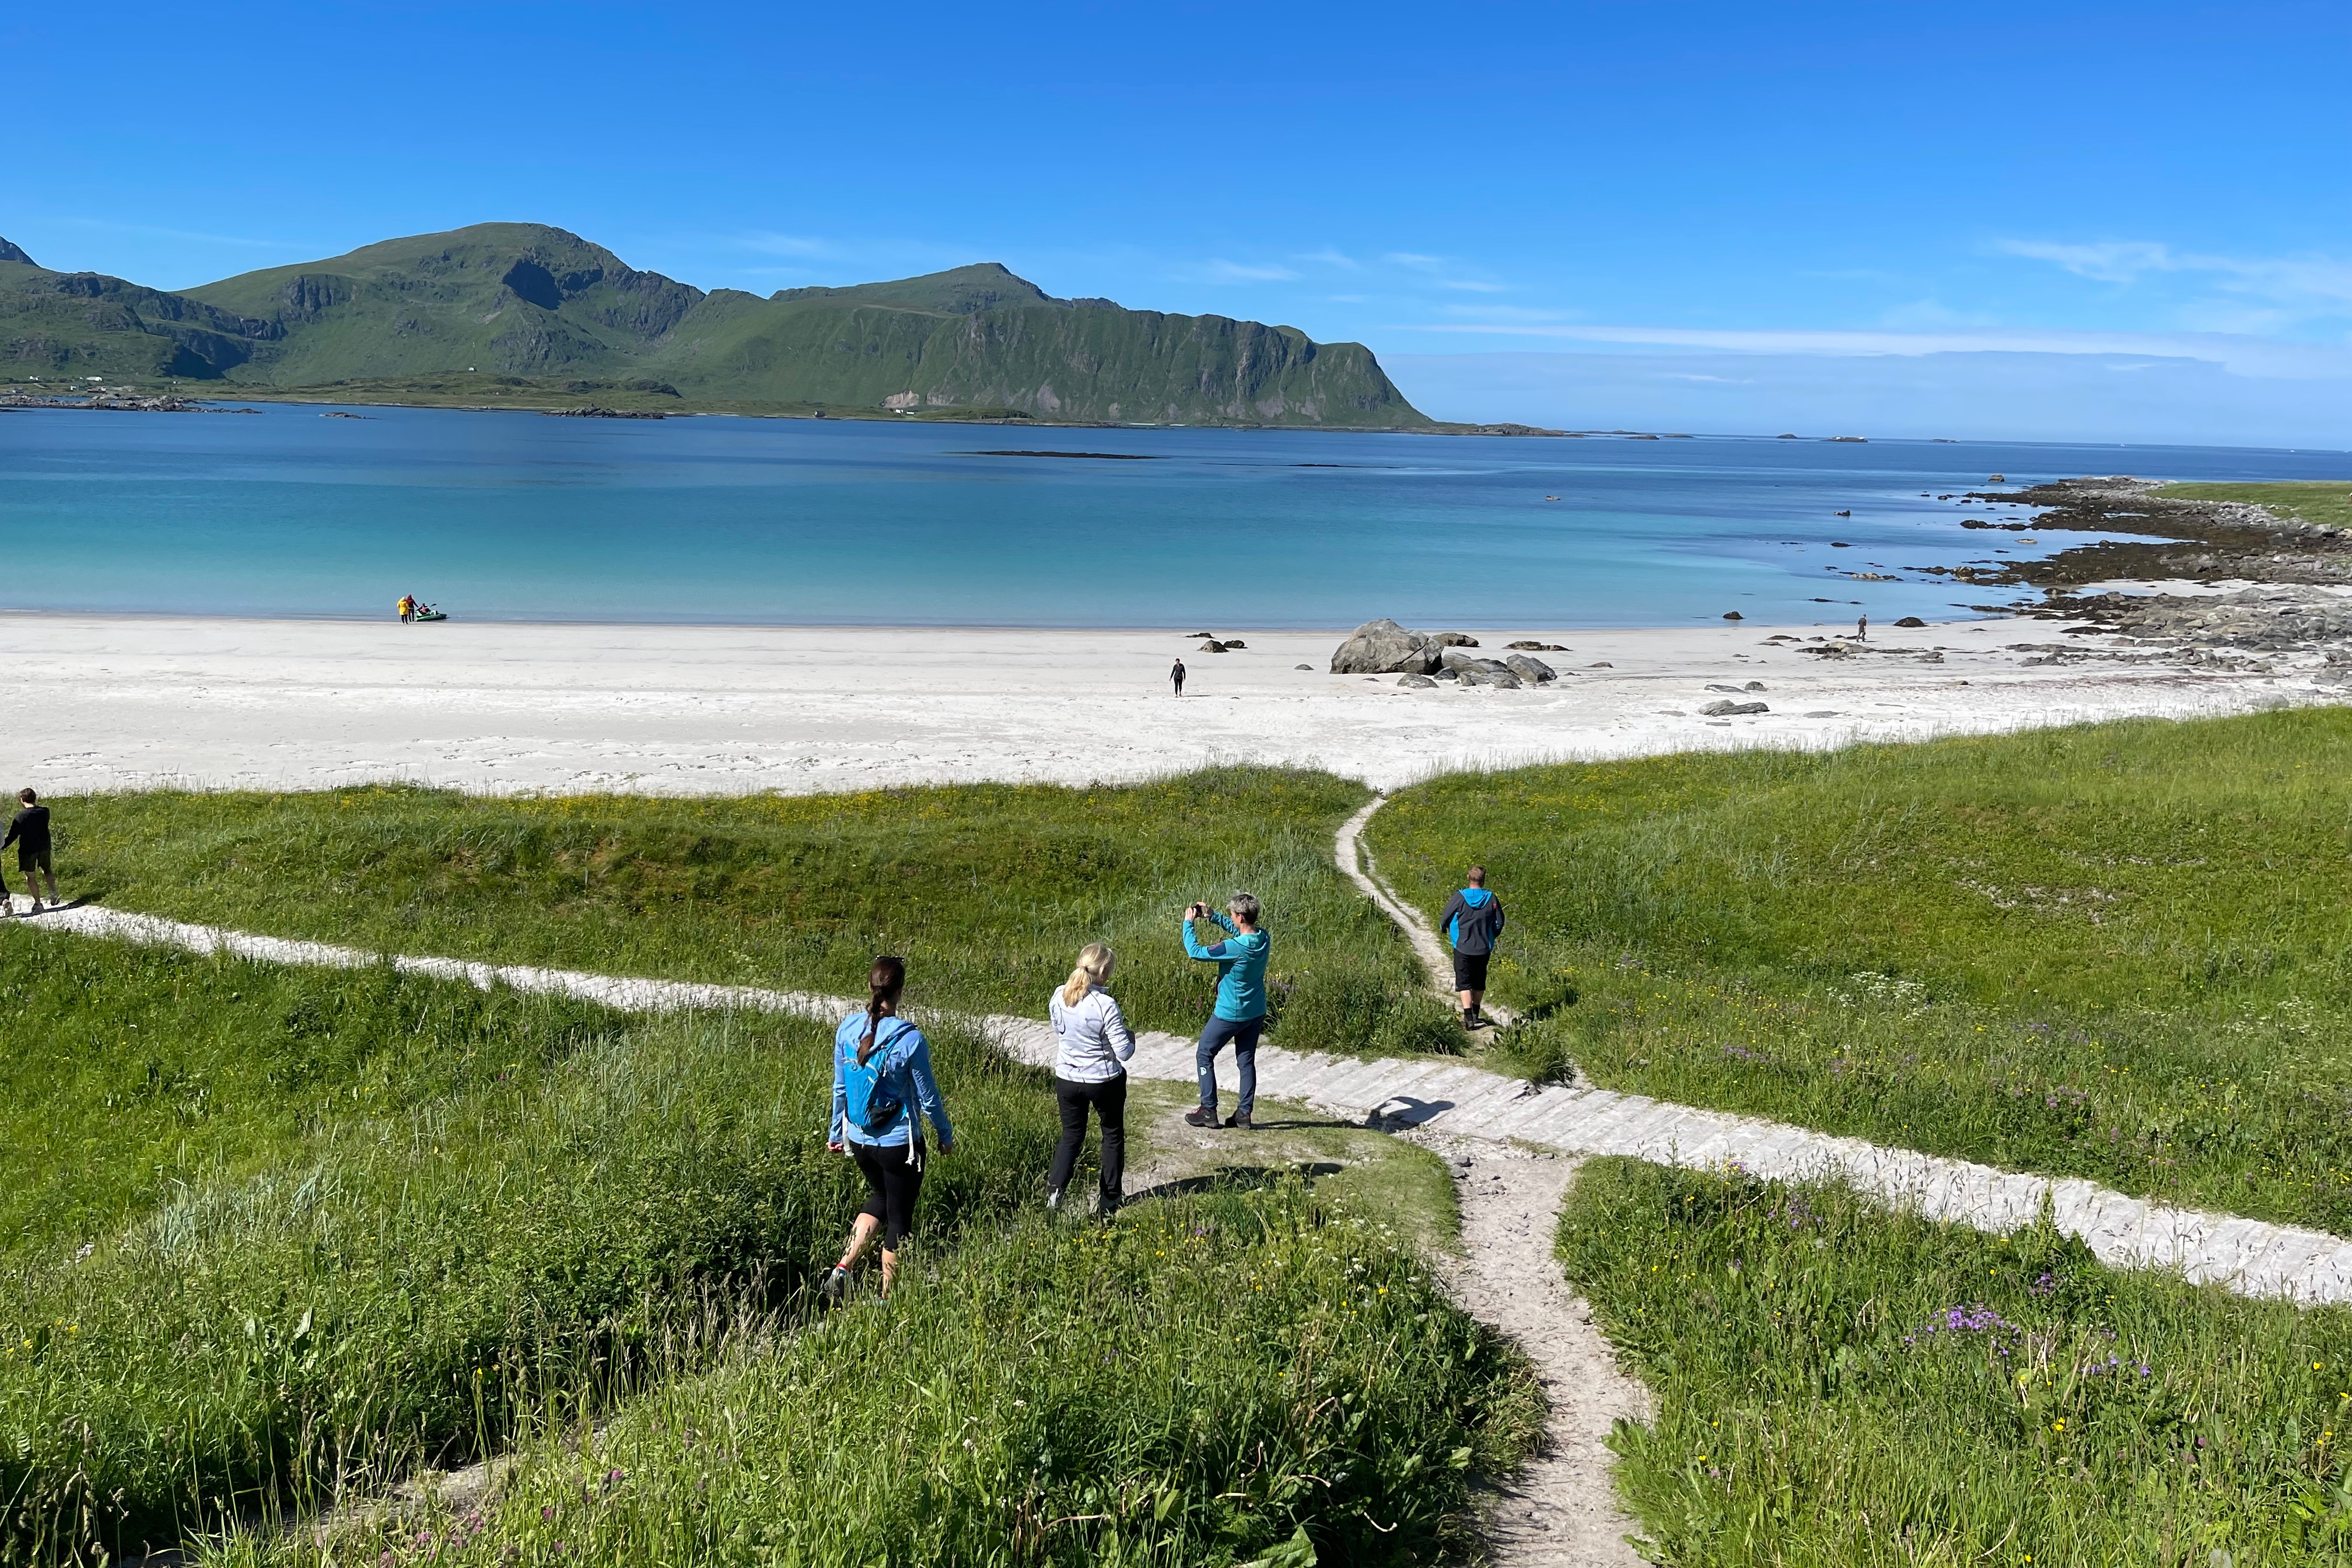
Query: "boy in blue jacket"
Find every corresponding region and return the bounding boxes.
[1440,866,1505,1029]
[1181,892,1269,1129]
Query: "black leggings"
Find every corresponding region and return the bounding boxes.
[1048,1074,1128,1210]
[853,1141,926,1250]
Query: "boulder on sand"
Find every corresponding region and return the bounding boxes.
[1329,618,1441,674]
[1895,616,1927,628]
[1430,632,1480,647]
[1397,673,1438,689]
[1699,699,1769,716]
[1502,653,1557,684]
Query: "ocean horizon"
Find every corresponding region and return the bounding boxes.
[2,403,2343,629]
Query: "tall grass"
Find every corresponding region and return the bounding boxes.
[1561,1158,2352,1566]
[0,932,629,1255]
[0,953,1055,1562]
[208,1183,1543,1568]
[1370,710,2352,1231]
[60,768,1433,1042]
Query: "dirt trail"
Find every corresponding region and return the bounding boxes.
[1332,793,1516,1024]
[1424,1140,1650,1566]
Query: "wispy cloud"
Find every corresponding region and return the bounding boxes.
[1202,259,1300,282]
[737,232,839,259]
[1385,252,1446,272]
[1386,320,2352,379]
[1438,279,1509,293]
[1440,303,1578,323]
[1996,238,2352,310]
[1293,247,1360,270]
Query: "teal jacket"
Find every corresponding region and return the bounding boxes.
[1183,911,1270,1021]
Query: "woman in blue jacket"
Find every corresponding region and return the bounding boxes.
[1182,892,1269,1130]
[822,956,954,1302]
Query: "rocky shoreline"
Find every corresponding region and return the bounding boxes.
[0,391,247,414]
[1987,477,2352,685]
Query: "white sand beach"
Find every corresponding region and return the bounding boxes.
[0,611,2329,796]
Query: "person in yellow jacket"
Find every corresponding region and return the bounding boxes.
[397,594,415,624]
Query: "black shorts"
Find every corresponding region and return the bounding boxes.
[852,1140,926,1249]
[1452,951,1490,992]
[16,846,47,877]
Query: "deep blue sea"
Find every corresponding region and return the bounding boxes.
[1,404,2343,627]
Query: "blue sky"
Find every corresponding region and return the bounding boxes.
[5,0,2346,445]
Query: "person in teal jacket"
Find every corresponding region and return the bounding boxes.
[1182,892,1269,1129]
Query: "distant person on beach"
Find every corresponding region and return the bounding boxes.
[1440,866,1506,1030]
[4,790,57,915]
[398,594,415,624]
[1171,658,1186,696]
[1856,613,1868,641]
[1183,893,1269,1130]
[1046,942,1135,1216]
[822,956,954,1303]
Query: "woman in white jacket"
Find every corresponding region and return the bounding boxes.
[1046,942,1136,1215]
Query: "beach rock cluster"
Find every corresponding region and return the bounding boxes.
[1332,619,1441,674]
[2056,586,2352,654]
[1333,620,1557,683]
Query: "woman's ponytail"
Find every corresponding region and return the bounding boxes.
[859,955,907,1065]
[1059,942,1116,1007]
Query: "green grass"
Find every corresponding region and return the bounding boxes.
[0,938,1055,1560]
[1368,709,2352,1233]
[213,1183,1539,1568]
[60,768,1455,1055]
[1561,1158,2352,1566]
[2155,481,2352,531]
[0,932,627,1254]
[1119,1079,1464,1254]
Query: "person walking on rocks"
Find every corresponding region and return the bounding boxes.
[1171,657,1186,697]
[1183,893,1269,1129]
[4,790,58,915]
[822,956,954,1303]
[1046,942,1136,1216]
[1440,866,1506,1029]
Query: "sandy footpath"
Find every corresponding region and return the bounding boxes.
[0,612,2328,795]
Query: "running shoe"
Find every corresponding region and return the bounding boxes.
[1183,1107,1219,1128]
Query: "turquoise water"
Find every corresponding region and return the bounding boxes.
[1,405,2342,627]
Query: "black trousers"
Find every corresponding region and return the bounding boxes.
[852,1140,926,1249]
[1048,1074,1128,1209]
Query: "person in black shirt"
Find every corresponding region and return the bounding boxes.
[1171,658,1186,697]
[4,789,57,914]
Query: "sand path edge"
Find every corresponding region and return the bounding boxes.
[19,901,2352,1306]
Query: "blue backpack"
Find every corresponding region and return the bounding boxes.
[841,1019,914,1137]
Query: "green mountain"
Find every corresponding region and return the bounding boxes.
[0,242,278,380]
[1,222,1427,426]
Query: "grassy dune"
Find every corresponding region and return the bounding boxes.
[1368,709,2352,1231]
[1563,1158,2352,1565]
[2155,481,2351,531]
[0,940,1055,1560]
[0,933,627,1254]
[212,1186,1538,1568]
[61,768,1456,1057]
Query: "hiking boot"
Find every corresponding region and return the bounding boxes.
[819,1265,851,1306]
[1222,1113,1252,1130]
[1184,1107,1219,1128]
